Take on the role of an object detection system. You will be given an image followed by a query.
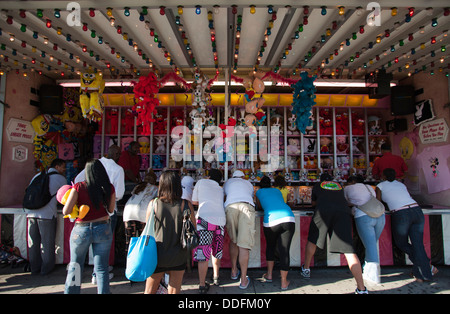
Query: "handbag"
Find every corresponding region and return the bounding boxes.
[180,200,199,251]
[125,198,158,282]
[358,185,385,218]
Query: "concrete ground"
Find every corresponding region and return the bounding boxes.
[0,264,448,294]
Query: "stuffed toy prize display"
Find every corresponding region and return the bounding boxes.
[79,71,105,122]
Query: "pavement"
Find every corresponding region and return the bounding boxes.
[0,263,449,295]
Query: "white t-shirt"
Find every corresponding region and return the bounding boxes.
[123,184,158,223]
[223,177,255,208]
[192,179,225,226]
[344,183,376,218]
[376,180,417,211]
[75,157,125,211]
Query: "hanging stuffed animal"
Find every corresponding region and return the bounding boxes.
[191,71,210,113]
[291,72,317,134]
[79,71,105,122]
[132,72,161,135]
[243,71,266,128]
[31,114,69,170]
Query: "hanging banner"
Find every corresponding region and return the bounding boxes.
[419,118,449,144]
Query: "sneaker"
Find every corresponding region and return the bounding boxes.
[355,287,369,294]
[300,265,310,279]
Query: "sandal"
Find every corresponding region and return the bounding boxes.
[261,273,272,283]
[239,276,251,289]
[211,276,220,286]
[431,265,439,276]
[231,269,240,280]
[198,282,210,294]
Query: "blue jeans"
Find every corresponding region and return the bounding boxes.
[391,207,432,281]
[64,220,112,294]
[355,214,385,263]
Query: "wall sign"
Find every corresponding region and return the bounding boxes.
[12,145,28,162]
[6,118,35,143]
[419,118,449,144]
[414,99,435,126]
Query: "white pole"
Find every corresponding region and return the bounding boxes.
[224,67,229,181]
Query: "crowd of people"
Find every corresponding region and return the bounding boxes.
[25,143,438,294]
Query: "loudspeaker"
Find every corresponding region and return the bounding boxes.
[386,119,407,132]
[390,85,415,116]
[39,84,64,115]
[366,69,392,99]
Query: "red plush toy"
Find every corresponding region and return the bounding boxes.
[106,108,119,134]
[335,114,349,135]
[219,117,236,139]
[132,72,160,135]
[122,109,135,134]
[352,117,365,136]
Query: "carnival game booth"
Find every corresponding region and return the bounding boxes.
[0,3,449,268]
[2,87,450,268]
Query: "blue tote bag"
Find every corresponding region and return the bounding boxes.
[125,198,158,281]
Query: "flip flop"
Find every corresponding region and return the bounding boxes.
[261,273,272,283]
[231,269,240,280]
[431,265,439,276]
[281,281,290,291]
[239,276,250,289]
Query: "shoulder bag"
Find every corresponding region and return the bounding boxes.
[358,185,385,218]
[125,198,158,282]
[180,200,199,251]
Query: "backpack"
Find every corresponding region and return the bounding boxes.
[22,171,58,210]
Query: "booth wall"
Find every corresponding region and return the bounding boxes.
[0,72,54,207]
[393,72,450,206]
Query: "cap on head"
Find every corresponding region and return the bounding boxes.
[232,170,245,178]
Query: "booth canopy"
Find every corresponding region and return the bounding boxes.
[0,1,449,83]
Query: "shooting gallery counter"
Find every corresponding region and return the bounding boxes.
[1,205,449,267]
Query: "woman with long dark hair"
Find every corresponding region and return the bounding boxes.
[144,171,195,294]
[63,159,116,294]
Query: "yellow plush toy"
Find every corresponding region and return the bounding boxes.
[80,71,105,122]
[56,185,90,219]
[31,114,51,137]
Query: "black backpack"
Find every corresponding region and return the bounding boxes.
[23,171,58,210]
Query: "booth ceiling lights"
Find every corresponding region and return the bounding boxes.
[0,2,448,80]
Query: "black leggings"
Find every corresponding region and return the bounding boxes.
[263,222,295,271]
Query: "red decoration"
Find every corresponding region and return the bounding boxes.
[132,72,161,135]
